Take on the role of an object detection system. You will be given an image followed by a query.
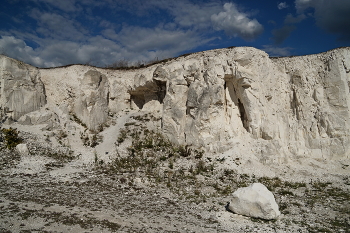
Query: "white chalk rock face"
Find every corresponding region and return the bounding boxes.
[1,46,349,161]
[73,70,109,131]
[228,183,281,220]
[0,56,46,120]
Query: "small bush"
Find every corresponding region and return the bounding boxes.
[1,127,23,150]
[257,176,282,191]
[168,159,174,169]
[56,130,68,139]
[80,132,103,147]
[117,129,128,144]
[178,145,191,157]
[90,134,99,148]
[194,149,204,159]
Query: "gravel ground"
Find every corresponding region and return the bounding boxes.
[0,161,265,233]
[1,151,349,233]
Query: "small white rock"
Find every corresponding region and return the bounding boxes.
[16,143,29,156]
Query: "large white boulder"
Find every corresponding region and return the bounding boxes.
[18,109,59,125]
[228,183,281,220]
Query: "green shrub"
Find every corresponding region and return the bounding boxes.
[1,127,23,150]
[194,149,204,159]
[117,129,128,144]
[90,134,99,148]
[257,176,282,191]
[80,132,102,147]
[178,145,191,157]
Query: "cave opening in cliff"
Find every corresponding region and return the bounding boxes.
[237,98,249,132]
[130,94,146,109]
[129,80,166,109]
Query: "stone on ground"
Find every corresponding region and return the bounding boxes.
[228,183,280,220]
[16,143,29,156]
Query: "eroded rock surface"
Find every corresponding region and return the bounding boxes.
[73,70,109,131]
[1,46,349,161]
[0,56,46,121]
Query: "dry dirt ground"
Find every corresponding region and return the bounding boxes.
[0,157,270,233]
[0,112,349,232]
[1,151,349,233]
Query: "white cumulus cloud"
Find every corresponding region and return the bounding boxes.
[0,36,43,67]
[211,3,264,41]
[0,0,266,67]
[278,2,289,10]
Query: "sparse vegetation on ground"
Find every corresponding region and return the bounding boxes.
[0,112,349,232]
[80,131,103,148]
[0,127,23,169]
[89,120,349,233]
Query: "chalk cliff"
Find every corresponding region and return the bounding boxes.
[0,56,46,121]
[1,47,349,160]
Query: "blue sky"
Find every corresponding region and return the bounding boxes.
[1,0,350,67]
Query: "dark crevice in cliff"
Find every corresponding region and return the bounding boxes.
[237,98,249,132]
[291,89,300,120]
[155,80,166,104]
[224,78,249,133]
[106,91,110,106]
[186,106,195,119]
